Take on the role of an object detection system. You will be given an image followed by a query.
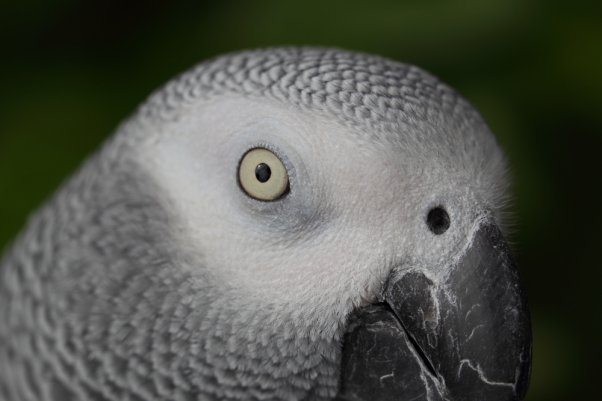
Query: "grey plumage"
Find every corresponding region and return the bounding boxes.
[0,48,519,401]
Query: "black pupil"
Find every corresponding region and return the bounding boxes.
[255,163,271,183]
[426,207,450,235]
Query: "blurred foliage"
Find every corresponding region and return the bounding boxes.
[0,0,600,399]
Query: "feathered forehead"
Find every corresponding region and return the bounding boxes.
[139,47,487,140]
[134,47,507,218]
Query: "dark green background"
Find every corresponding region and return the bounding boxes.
[1,1,600,400]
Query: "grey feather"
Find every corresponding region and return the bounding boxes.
[0,47,510,401]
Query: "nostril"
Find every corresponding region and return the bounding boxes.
[426,206,450,235]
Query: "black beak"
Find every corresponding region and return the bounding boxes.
[336,223,532,401]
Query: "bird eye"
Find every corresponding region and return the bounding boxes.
[238,147,289,201]
[426,206,450,235]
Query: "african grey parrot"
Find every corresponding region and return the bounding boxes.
[0,48,532,401]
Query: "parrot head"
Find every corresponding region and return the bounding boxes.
[0,48,531,401]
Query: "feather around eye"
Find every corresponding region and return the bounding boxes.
[238,148,289,201]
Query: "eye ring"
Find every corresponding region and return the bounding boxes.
[238,147,289,201]
[426,206,450,235]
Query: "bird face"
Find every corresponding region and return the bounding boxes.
[137,84,530,399]
[141,93,491,304]
[0,48,531,401]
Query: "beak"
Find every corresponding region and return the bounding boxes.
[336,222,532,401]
